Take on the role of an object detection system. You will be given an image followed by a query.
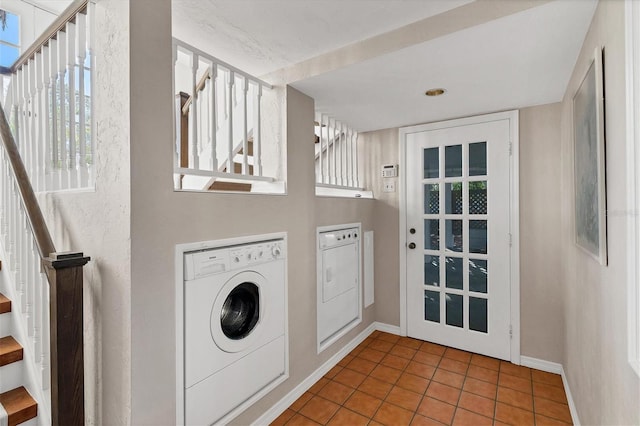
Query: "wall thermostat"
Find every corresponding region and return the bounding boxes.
[381,164,398,178]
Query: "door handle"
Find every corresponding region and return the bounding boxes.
[409,228,416,234]
[408,242,416,249]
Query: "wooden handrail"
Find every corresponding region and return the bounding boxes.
[1,102,89,425]
[0,96,55,259]
[10,0,88,73]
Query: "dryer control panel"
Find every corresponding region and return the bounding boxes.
[185,239,285,280]
[318,227,360,249]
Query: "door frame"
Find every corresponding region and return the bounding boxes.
[398,110,521,363]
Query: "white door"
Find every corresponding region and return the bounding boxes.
[404,115,515,360]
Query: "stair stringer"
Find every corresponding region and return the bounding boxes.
[0,240,50,426]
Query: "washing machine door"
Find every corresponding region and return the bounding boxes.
[211,271,266,353]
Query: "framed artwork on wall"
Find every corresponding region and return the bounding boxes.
[573,47,607,265]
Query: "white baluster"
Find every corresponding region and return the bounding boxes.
[41,271,50,389]
[227,71,234,174]
[209,64,218,171]
[49,38,59,190]
[254,84,262,177]
[67,20,77,189]
[32,239,41,358]
[242,76,249,175]
[354,132,360,188]
[57,30,68,190]
[76,12,87,187]
[35,52,44,192]
[42,45,52,191]
[190,52,199,169]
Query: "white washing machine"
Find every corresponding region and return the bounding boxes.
[181,235,287,425]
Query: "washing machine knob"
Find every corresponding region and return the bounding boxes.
[233,256,240,263]
[272,245,281,257]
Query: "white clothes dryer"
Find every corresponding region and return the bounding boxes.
[182,236,287,425]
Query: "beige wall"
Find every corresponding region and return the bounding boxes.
[519,104,564,363]
[129,1,375,424]
[359,105,566,363]
[559,1,640,424]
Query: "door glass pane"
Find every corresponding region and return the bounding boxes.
[469,259,488,293]
[424,290,440,323]
[445,257,463,289]
[469,142,487,176]
[445,293,463,327]
[445,182,463,214]
[469,220,487,254]
[469,181,487,215]
[445,145,462,177]
[424,184,439,214]
[445,220,463,252]
[424,148,439,179]
[469,297,488,333]
[425,219,440,250]
[424,255,440,287]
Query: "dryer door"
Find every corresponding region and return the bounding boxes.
[211,271,266,353]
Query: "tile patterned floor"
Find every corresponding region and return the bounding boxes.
[271,331,572,426]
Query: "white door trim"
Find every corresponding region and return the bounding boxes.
[398,110,521,363]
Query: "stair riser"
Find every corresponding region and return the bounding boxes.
[0,360,25,394]
[0,312,12,337]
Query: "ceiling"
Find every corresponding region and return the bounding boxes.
[177,0,595,132]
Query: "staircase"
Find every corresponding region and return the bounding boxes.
[209,139,254,192]
[0,262,38,426]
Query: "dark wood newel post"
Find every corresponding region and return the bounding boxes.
[43,251,91,426]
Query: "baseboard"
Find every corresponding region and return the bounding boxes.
[373,322,402,336]
[520,356,581,426]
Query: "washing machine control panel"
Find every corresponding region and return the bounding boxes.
[230,240,284,269]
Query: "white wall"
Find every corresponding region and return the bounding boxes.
[559,1,640,424]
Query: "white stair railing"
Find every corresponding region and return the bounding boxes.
[2,1,94,192]
[173,39,272,190]
[315,114,360,190]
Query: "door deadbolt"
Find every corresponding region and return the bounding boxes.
[408,242,416,249]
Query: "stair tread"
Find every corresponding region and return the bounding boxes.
[0,293,10,314]
[0,386,37,426]
[0,336,23,366]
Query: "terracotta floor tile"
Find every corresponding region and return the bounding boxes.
[371,330,382,338]
[426,381,461,405]
[347,356,377,375]
[438,357,469,375]
[317,380,355,405]
[494,402,535,426]
[349,346,364,358]
[378,332,401,344]
[498,373,532,394]
[533,382,568,404]
[343,390,383,418]
[390,344,418,360]
[496,386,533,411]
[462,377,497,399]
[420,342,446,356]
[452,408,493,426]
[534,397,572,423]
[467,364,499,384]
[369,339,395,353]
[397,337,423,350]
[381,353,411,370]
[358,347,387,363]
[458,391,495,418]
[493,421,511,426]
[358,376,393,400]
[531,370,564,388]
[470,354,501,371]
[308,378,329,394]
[290,392,314,411]
[373,401,414,426]
[444,348,472,363]
[413,351,442,367]
[326,407,369,426]
[369,422,385,426]
[298,396,341,424]
[432,368,465,389]
[337,354,354,367]
[397,372,430,394]
[324,365,343,380]
[333,368,367,389]
[417,396,456,424]
[406,361,436,379]
[285,413,322,426]
[370,364,403,384]
[271,408,295,426]
[410,414,447,426]
[499,361,532,380]
[535,413,573,425]
[385,386,423,411]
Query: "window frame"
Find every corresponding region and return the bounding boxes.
[0,8,21,68]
